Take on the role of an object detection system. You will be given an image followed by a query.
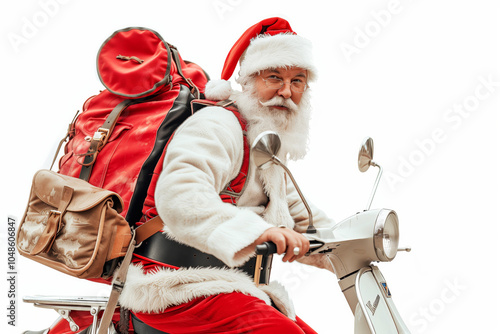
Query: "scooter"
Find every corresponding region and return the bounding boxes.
[22,134,411,334]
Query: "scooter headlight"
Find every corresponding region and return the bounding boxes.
[373,209,399,261]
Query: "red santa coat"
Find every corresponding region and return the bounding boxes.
[118,105,334,319]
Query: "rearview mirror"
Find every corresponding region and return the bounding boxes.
[250,131,316,234]
[250,131,281,169]
[358,137,374,173]
[357,137,384,211]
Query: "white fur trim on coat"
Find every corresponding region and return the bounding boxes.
[119,264,297,320]
[119,264,271,313]
[259,281,296,320]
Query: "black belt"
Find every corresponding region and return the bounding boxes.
[134,231,273,285]
[131,313,169,334]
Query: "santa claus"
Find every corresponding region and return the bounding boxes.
[120,17,335,334]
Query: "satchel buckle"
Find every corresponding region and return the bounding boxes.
[49,210,62,223]
[49,210,65,234]
[111,279,125,293]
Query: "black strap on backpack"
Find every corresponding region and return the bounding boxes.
[78,99,136,181]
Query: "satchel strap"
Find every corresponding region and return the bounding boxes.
[98,229,136,334]
[50,109,80,171]
[134,216,165,244]
[97,216,164,334]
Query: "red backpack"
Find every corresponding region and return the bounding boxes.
[51,27,208,275]
[58,27,208,226]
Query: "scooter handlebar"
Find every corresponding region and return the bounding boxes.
[255,240,323,256]
[255,242,277,256]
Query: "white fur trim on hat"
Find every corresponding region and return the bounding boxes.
[240,33,317,82]
[204,79,233,100]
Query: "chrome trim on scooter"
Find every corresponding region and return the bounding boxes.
[373,209,399,262]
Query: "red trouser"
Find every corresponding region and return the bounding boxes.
[133,292,317,334]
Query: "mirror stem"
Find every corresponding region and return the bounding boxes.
[272,156,316,234]
[365,161,383,211]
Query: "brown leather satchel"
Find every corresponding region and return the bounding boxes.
[17,169,132,279]
[17,169,164,333]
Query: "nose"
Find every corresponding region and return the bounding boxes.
[277,82,292,99]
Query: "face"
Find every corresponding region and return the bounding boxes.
[252,66,308,110]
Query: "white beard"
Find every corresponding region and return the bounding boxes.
[231,85,312,162]
[231,85,312,229]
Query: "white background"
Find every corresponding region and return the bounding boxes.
[1,0,499,333]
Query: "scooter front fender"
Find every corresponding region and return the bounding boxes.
[353,266,410,334]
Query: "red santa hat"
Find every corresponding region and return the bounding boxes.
[205,17,317,101]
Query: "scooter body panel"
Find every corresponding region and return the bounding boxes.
[354,266,410,333]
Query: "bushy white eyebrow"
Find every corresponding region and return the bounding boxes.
[261,67,307,79]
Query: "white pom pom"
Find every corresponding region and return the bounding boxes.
[204,80,233,101]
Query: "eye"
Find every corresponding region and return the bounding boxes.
[266,76,283,84]
[290,77,307,92]
[292,77,306,84]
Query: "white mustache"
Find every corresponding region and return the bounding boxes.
[258,96,299,112]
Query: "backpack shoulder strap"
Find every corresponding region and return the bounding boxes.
[191,98,235,113]
[190,99,250,204]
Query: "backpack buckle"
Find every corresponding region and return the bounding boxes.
[93,128,110,150]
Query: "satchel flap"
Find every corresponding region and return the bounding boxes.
[33,170,124,213]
